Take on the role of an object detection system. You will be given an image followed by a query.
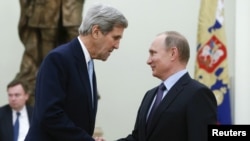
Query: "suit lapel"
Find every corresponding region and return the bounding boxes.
[5,106,14,141]
[138,87,158,139]
[71,38,94,114]
[92,68,98,115]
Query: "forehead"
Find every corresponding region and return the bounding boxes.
[8,84,24,93]
[107,26,125,37]
[149,34,166,50]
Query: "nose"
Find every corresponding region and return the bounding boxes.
[9,95,16,101]
[114,45,119,49]
[114,40,120,49]
[147,57,152,65]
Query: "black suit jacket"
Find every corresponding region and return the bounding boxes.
[0,104,33,141]
[118,73,217,141]
[25,38,98,141]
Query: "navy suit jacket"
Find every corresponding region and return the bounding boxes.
[25,38,98,141]
[117,73,217,141]
[0,104,33,141]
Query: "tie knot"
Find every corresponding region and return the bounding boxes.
[16,112,20,117]
[159,83,166,91]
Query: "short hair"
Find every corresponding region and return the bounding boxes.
[7,79,30,94]
[161,31,190,64]
[79,3,128,35]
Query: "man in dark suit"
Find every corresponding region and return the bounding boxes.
[24,3,128,141]
[0,79,33,141]
[117,31,217,141]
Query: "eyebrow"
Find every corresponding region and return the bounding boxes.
[113,35,122,39]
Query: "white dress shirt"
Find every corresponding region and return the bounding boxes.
[12,106,30,141]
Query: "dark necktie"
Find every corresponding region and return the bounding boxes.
[147,83,166,129]
[13,112,20,141]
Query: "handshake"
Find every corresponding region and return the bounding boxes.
[95,137,106,141]
[93,127,105,141]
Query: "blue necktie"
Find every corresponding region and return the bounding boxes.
[88,59,94,94]
[147,83,166,129]
[13,112,20,141]
[88,59,94,107]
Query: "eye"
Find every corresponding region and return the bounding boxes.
[15,94,21,97]
[113,36,121,40]
[149,50,156,56]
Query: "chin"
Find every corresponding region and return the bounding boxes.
[101,58,108,61]
[152,72,160,78]
[152,72,157,77]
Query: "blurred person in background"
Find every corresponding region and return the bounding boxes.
[0,79,33,141]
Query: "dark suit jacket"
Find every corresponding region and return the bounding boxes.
[0,104,33,141]
[25,38,98,141]
[118,73,217,141]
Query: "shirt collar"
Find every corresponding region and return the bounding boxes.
[12,105,27,117]
[162,69,188,91]
[77,36,91,66]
